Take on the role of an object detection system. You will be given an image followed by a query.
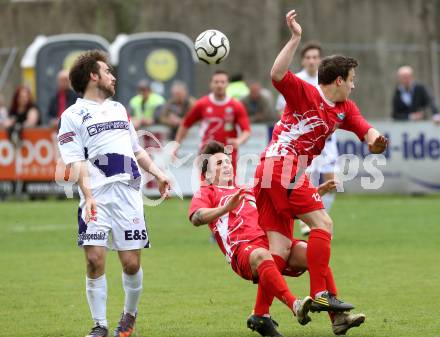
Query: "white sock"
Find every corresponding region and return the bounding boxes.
[123,267,143,316]
[322,192,335,212]
[86,274,108,327]
[315,290,327,299]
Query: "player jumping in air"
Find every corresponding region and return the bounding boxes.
[57,50,170,337]
[189,141,365,336]
[254,9,388,316]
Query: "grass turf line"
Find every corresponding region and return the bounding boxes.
[0,195,439,337]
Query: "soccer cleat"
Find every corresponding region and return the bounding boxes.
[113,312,136,337]
[310,292,355,312]
[332,312,366,335]
[293,296,313,325]
[86,324,108,337]
[247,314,284,337]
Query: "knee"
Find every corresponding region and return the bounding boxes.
[311,215,333,233]
[270,242,291,261]
[321,216,333,233]
[122,260,141,275]
[86,253,105,274]
[250,249,273,273]
[254,250,272,266]
[287,242,308,270]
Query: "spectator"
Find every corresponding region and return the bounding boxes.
[129,79,165,129]
[159,80,195,138]
[392,65,439,121]
[8,85,39,145]
[226,73,249,100]
[48,69,78,127]
[0,93,12,129]
[241,81,274,123]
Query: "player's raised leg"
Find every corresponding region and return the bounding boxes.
[285,240,364,335]
[297,210,334,302]
[114,249,142,337]
[285,241,354,312]
[84,246,109,337]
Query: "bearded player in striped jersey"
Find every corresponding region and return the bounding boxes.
[57,50,170,337]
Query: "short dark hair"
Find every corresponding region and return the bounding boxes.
[318,55,358,85]
[300,41,322,59]
[211,70,229,80]
[200,141,225,177]
[69,50,110,95]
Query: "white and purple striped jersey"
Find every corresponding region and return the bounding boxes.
[57,98,143,190]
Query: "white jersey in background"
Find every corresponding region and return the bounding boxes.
[275,69,318,112]
[295,68,318,86]
[57,98,143,191]
[57,98,149,249]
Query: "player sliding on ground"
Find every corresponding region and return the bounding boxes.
[254,8,388,319]
[189,141,365,336]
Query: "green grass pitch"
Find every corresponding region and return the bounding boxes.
[0,194,439,337]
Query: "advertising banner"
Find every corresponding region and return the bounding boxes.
[1,122,438,197]
[335,121,440,193]
[0,128,58,181]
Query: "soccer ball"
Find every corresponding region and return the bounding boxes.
[194,29,230,65]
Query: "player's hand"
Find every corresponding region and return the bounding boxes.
[85,197,98,223]
[226,138,240,149]
[286,9,302,38]
[433,114,440,125]
[368,135,388,154]
[409,111,424,121]
[317,179,337,196]
[224,188,245,212]
[171,142,180,162]
[157,175,171,199]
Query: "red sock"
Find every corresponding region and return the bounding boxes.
[271,254,287,272]
[257,260,296,311]
[307,228,332,297]
[254,283,273,316]
[325,267,338,323]
[325,267,337,296]
[254,255,286,315]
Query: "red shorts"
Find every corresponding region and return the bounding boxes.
[231,236,269,282]
[254,156,324,238]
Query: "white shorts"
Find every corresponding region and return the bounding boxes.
[308,134,339,185]
[77,182,150,250]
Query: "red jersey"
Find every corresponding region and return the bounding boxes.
[183,94,250,149]
[189,185,265,263]
[264,71,372,165]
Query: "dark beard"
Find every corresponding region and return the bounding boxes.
[97,82,115,98]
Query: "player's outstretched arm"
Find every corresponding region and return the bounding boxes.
[365,128,388,154]
[135,148,171,198]
[317,179,337,196]
[191,189,245,226]
[270,9,302,82]
[172,124,189,158]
